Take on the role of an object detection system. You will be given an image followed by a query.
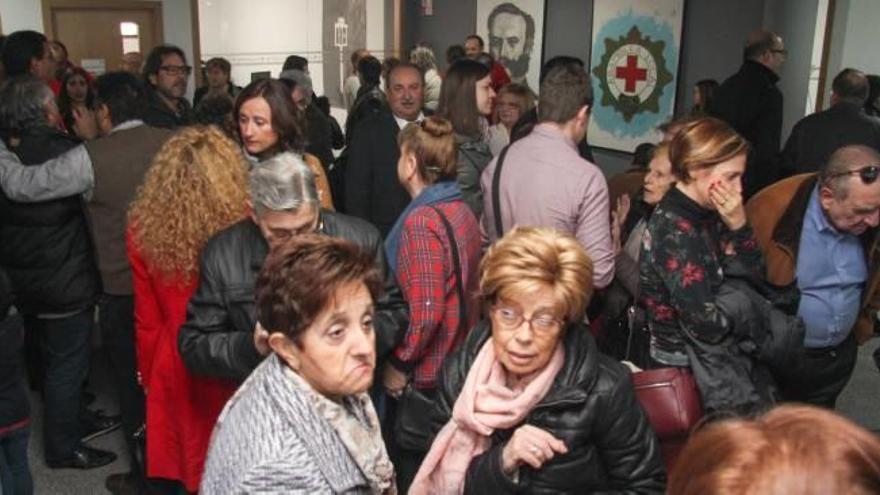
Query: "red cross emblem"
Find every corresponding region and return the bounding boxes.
[615,55,648,93]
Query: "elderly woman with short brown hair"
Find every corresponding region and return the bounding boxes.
[200,235,396,494]
[410,227,664,494]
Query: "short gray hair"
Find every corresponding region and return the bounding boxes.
[820,144,880,199]
[0,75,55,133]
[410,46,437,72]
[250,152,320,214]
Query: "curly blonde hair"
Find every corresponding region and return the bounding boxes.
[129,125,250,280]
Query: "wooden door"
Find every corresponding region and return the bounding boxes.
[43,0,163,74]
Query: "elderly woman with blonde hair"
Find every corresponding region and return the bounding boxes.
[411,227,665,494]
[127,125,250,492]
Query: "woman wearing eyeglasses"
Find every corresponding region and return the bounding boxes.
[234,78,334,209]
[410,227,664,494]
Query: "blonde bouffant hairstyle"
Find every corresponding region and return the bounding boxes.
[129,125,250,280]
[479,227,594,321]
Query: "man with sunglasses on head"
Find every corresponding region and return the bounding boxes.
[178,152,408,382]
[747,144,880,409]
[141,44,192,129]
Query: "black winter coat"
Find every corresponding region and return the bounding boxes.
[178,212,409,381]
[779,101,880,178]
[142,89,192,129]
[432,320,666,494]
[709,60,783,198]
[0,127,99,314]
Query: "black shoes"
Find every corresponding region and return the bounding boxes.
[81,408,122,443]
[47,445,117,470]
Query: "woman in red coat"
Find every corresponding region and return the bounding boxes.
[126,125,250,492]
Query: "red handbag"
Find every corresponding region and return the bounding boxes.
[631,367,703,471]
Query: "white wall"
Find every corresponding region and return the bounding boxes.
[0,0,195,98]
[825,0,880,107]
[198,0,386,101]
[0,0,43,32]
[764,0,821,140]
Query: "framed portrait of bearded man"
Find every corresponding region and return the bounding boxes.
[476,0,546,93]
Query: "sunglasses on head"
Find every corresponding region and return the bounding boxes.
[826,165,880,185]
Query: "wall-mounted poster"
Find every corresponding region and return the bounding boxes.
[476,0,545,92]
[588,0,684,152]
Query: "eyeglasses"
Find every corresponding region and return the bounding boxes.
[159,65,193,76]
[771,49,787,55]
[492,305,564,335]
[826,165,880,185]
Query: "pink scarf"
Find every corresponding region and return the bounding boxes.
[409,338,565,495]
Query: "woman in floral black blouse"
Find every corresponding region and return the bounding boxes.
[639,117,763,370]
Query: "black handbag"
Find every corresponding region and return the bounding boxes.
[392,204,466,452]
[491,145,511,239]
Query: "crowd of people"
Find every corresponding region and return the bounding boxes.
[0,24,879,495]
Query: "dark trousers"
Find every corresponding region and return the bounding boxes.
[98,295,145,477]
[777,332,858,409]
[0,426,33,495]
[24,309,93,462]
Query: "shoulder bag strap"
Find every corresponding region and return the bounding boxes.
[491,145,511,240]
[428,204,467,334]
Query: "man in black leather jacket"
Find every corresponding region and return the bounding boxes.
[178,152,408,381]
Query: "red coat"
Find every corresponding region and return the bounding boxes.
[127,229,238,492]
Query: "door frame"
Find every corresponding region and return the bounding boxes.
[41,0,165,48]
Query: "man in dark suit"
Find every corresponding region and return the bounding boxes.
[780,68,880,178]
[345,62,425,237]
[710,30,786,198]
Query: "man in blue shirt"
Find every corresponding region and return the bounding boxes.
[747,144,880,408]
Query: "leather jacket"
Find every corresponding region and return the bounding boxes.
[432,320,666,494]
[178,211,409,381]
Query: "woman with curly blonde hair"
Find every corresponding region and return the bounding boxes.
[126,125,250,492]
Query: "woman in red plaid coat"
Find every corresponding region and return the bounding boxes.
[382,116,482,491]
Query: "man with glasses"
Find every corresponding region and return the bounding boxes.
[141,44,192,129]
[710,29,786,198]
[747,144,880,408]
[178,152,408,381]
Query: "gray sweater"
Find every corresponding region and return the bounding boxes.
[200,354,375,494]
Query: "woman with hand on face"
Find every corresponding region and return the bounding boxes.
[200,235,396,494]
[486,83,534,156]
[437,59,496,217]
[234,78,334,210]
[639,117,769,412]
[410,227,665,494]
[381,116,481,492]
[57,67,96,140]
